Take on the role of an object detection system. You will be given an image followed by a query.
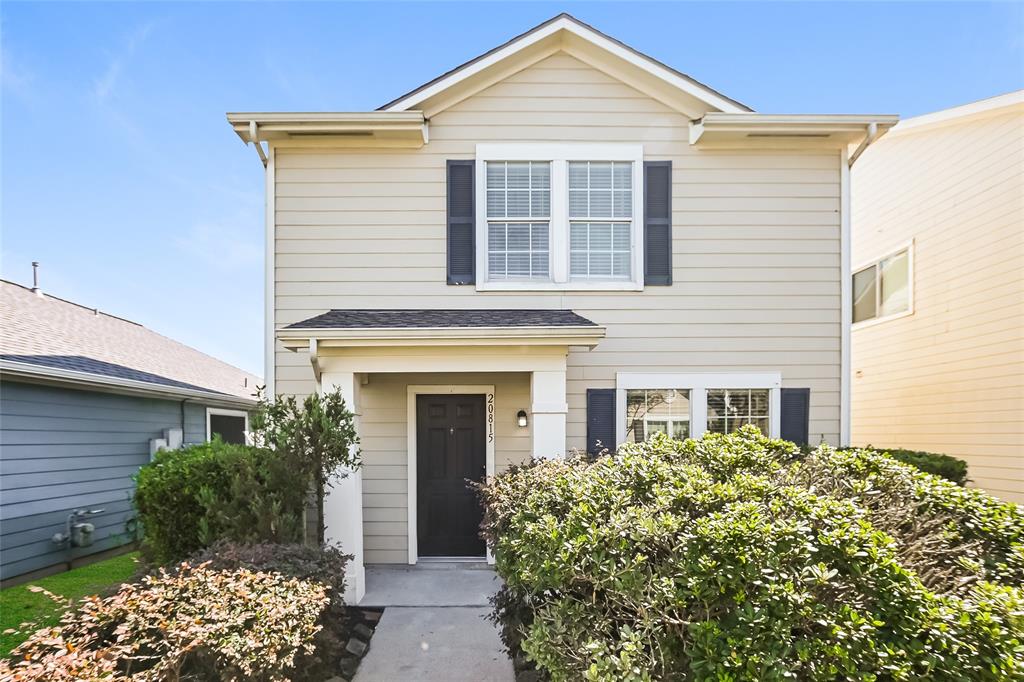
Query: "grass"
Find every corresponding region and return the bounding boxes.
[1,551,140,657]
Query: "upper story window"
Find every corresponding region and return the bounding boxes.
[486,162,551,280]
[853,244,912,325]
[476,144,644,291]
[569,162,633,280]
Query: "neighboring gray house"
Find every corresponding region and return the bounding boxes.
[0,279,259,583]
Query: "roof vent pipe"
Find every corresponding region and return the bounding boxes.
[31,261,42,297]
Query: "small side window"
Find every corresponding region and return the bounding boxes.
[853,246,911,324]
[208,411,247,445]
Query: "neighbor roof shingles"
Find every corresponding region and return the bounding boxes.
[0,280,260,399]
[284,309,599,329]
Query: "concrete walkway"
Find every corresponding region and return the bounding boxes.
[354,564,514,681]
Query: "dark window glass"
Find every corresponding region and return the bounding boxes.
[210,414,246,445]
[853,265,878,323]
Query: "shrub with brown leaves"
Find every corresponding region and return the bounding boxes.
[0,562,329,682]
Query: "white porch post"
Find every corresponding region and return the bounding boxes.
[530,369,567,459]
[320,370,365,604]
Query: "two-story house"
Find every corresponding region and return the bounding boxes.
[230,14,896,602]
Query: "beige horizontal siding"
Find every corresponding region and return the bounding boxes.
[274,52,845,549]
[851,106,1024,502]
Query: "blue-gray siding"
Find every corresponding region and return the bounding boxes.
[0,380,212,580]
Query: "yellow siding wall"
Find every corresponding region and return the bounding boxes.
[851,107,1024,502]
[273,53,846,558]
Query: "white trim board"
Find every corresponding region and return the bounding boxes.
[614,372,783,444]
[406,385,496,566]
[206,407,250,442]
[382,14,748,115]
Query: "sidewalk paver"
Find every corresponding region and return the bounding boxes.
[353,565,513,681]
[353,606,513,681]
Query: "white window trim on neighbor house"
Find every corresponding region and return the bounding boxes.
[205,407,249,442]
[475,143,645,291]
[852,240,915,330]
[406,385,496,565]
[615,372,783,444]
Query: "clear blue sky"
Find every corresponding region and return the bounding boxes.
[3,2,1021,375]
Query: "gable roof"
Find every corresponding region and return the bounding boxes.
[379,13,752,116]
[0,280,259,405]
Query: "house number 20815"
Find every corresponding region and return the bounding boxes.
[487,393,495,443]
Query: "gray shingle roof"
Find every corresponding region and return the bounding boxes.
[285,309,599,330]
[0,280,260,400]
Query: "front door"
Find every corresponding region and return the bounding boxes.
[416,394,487,557]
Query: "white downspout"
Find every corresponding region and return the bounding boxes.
[841,121,889,447]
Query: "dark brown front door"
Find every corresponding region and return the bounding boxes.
[417,394,486,557]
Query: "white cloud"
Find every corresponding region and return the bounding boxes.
[93,21,155,102]
[1,45,35,100]
[175,215,263,271]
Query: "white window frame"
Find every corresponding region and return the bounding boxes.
[615,372,782,444]
[205,407,250,444]
[475,143,644,291]
[852,241,914,329]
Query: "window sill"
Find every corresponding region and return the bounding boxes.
[476,280,644,292]
[852,309,913,331]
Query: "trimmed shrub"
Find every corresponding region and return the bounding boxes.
[0,562,328,681]
[185,541,352,680]
[134,440,308,564]
[870,447,970,485]
[478,427,1024,681]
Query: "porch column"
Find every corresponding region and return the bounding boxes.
[320,370,365,604]
[531,369,567,459]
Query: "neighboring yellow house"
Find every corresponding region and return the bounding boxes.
[851,90,1024,503]
[229,14,898,602]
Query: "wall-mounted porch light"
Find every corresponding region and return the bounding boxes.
[516,409,528,428]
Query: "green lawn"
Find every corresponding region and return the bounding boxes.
[1,552,140,657]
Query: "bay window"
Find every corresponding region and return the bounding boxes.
[476,144,644,290]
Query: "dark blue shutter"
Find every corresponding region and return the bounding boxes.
[643,161,672,285]
[586,388,616,458]
[780,388,811,446]
[447,160,475,284]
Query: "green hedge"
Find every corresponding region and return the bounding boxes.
[478,428,1024,681]
[134,440,308,564]
[870,447,969,485]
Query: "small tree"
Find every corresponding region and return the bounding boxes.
[251,388,360,544]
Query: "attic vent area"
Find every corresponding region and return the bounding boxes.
[747,133,831,138]
[288,131,375,137]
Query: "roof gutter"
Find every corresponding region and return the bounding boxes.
[0,360,256,409]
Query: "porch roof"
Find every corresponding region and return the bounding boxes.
[278,309,605,351]
[286,309,598,329]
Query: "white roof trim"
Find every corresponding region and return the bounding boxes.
[888,90,1023,137]
[278,325,607,350]
[690,113,899,145]
[381,14,748,114]
[1,359,257,408]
